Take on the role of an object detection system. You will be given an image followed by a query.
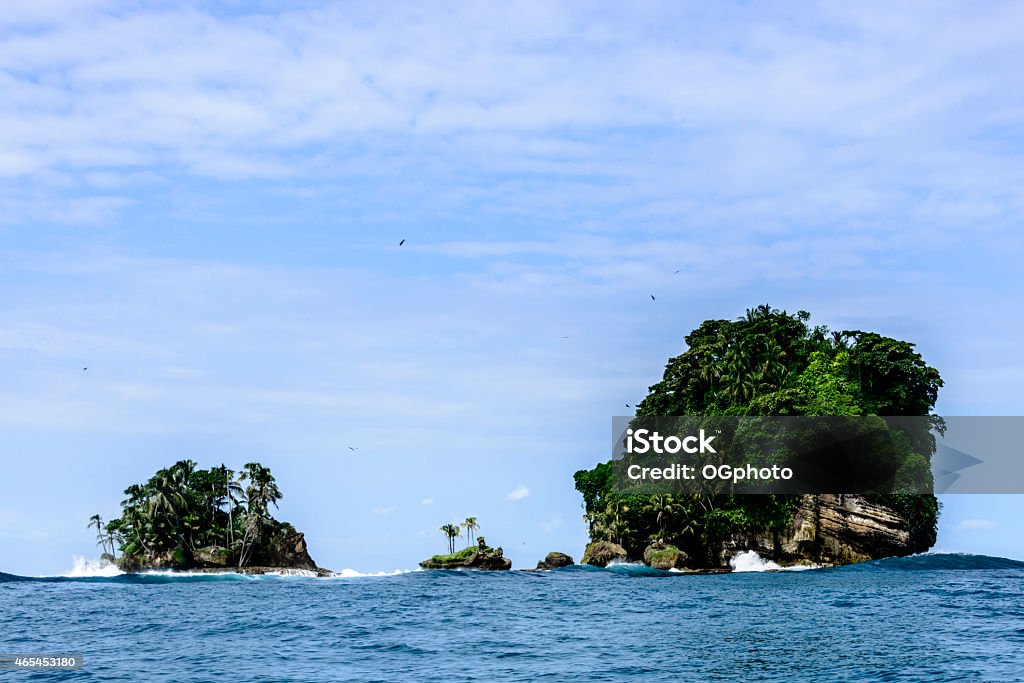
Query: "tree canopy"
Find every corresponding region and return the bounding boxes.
[100,460,292,570]
[634,305,941,418]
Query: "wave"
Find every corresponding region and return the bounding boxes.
[556,561,672,577]
[330,568,420,578]
[730,550,783,572]
[0,559,422,584]
[832,553,1024,572]
[4,553,1021,585]
[728,551,821,572]
[63,556,124,577]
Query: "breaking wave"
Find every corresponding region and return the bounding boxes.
[63,555,124,577]
[730,550,784,572]
[330,568,420,578]
[831,552,1024,572]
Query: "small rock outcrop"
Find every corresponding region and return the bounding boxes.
[581,541,627,567]
[643,542,689,570]
[535,552,574,570]
[419,536,512,571]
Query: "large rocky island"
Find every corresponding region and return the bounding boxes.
[575,306,942,570]
[89,460,331,575]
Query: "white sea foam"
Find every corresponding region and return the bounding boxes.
[259,569,320,578]
[729,550,821,572]
[779,563,821,572]
[63,556,124,577]
[330,568,420,578]
[729,551,784,572]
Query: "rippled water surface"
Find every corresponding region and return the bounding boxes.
[2,554,1023,682]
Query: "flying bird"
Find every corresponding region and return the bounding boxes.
[399,239,405,246]
[347,446,358,451]
[560,336,569,339]
[82,367,88,371]
[650,295,656,301]
[674,269,681,274]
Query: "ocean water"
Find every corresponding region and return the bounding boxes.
[2,554,1023,682]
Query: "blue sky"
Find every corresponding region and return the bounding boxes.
[1,1,1023,575]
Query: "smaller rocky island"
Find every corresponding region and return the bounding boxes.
[421,519,512,570]
[420,536,511,570]
[88,460,329,575]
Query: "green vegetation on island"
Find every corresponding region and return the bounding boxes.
[90,460,319,572]
[574,305,943,567]
[421,517,511,570]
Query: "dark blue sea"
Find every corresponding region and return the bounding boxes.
[2,554,1023,682]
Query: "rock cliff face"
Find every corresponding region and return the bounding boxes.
[581,495,936,571]
[712,494,935,568]
[120,527,321,573]
[247,528,318,570]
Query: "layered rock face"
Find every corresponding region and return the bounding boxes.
[582,495,935,571]
[714,494,935,568]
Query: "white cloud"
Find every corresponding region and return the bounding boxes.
[419,497,433,505]
[370,506,397,516]
[540,515,564,533]
[954,519,995,532]
[2,1,1024,237]
[506,485,530,502]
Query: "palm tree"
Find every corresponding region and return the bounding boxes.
[88,514,107,555]
[236,463,281,567]
[743,304,774,323]
[440,524,460,554]
[757,339,789,391]
[147,469,186,550]
[643,495,680,541]
[462,517,479,546]
[120,487,152,554]
[605,500,631,546]
[240,463,282,520]
[213,464,243,550]
[103,519,122,560]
